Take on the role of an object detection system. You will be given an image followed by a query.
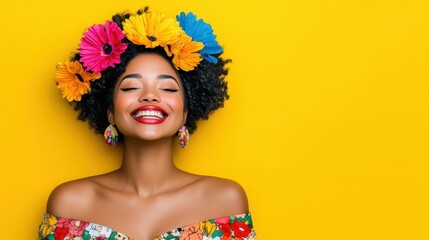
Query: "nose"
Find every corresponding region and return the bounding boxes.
[139,87,159,103]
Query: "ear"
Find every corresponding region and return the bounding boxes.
[107,107,115,125]
[182,110,188,125]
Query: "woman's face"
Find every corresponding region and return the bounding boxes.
[111,53,186,141]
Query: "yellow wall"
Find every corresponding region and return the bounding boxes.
[1,0,428,239]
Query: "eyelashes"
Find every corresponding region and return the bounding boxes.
[119,88,179,92]
[120,88,138,92]
[163,88,179,92]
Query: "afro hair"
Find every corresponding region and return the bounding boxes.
[67,8,230,141]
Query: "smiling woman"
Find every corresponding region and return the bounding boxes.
[112,54,186,141]
[38,6,255,240]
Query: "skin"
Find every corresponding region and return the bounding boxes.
[47,54,248,240]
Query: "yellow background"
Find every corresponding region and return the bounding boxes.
[0,0,428,239]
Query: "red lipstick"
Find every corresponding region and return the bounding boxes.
[131,105,168,124]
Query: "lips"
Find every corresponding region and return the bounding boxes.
[131,105,168,124]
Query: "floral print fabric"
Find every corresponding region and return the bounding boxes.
[38,212,256,240]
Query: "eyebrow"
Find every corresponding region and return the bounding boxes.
[157,74,179,84]
[120,73,142,82]
[120,73,179,84]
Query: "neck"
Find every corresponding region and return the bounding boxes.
[117,136,179,197]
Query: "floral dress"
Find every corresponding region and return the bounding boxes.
[38,212,256,240]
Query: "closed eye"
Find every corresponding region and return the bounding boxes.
[120,88,138,91]
[163,88,178,92]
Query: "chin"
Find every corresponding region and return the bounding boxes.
[125,132,175,142]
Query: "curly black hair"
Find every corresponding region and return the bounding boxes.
[68,8,230,141]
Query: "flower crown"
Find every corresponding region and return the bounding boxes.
[55,9,223,102]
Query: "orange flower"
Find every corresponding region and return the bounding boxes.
[171,34,203,71]
[179,223,203,240]
[221,236,233,240]
[55,60,101,101]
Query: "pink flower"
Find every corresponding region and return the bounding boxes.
[79,21,127,73]
[214,216,230,225]
[56,218,89,237]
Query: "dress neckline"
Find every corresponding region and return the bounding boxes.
[41,211,253,240]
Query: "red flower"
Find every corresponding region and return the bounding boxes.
[231,220,251,238]
[218,223,232,237]
[54,227,68,240]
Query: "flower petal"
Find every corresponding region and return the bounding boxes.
[177,12,223,63]
[55,60,101,101]
[79,21,127,73]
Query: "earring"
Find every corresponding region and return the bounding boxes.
[178,125,189,148]
[104,124,118,148]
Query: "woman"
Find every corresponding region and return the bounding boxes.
[39,7,255,240]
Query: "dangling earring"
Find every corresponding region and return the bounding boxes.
[178,125,189,148]
[104,124,118,148]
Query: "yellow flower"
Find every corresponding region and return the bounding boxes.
[200,220,217,237]
[171,34,203,71]
[123,12,182,48]
[40,214,58,237]
[55,60,101,102]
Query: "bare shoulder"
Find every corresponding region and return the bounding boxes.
[192,175,249,216]
[46,177,99,218]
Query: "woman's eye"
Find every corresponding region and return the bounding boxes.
[120,87,138,91]
[163,88,178,92]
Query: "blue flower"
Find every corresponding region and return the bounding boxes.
[177,12,223,64]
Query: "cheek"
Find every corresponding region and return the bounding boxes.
[112,93,133,119]
[168,94,185,113]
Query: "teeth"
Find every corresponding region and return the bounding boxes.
[133,110,164,119]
